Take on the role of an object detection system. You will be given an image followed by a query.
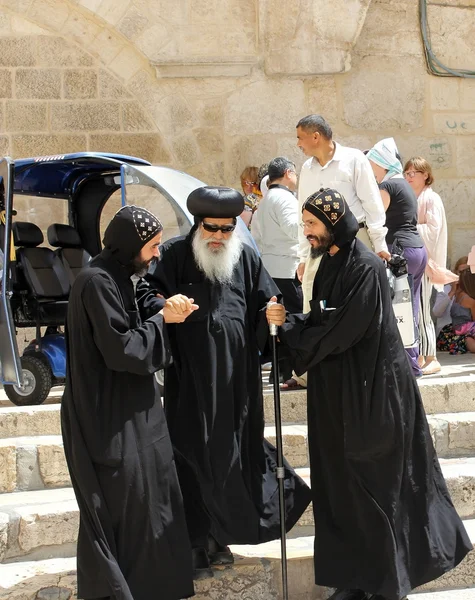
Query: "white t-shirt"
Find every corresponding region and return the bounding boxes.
[298,142,388,259]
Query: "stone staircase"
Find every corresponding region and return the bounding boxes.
[0,353,473,599]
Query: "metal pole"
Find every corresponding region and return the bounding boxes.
[269,312,289,600]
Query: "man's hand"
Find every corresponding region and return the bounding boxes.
[164,294,196,315]
[296,262,306,282]
[266,296,286,327]
[160,294,199,323]
[377,251,391,261]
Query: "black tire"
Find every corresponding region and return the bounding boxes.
[3,355,53,406]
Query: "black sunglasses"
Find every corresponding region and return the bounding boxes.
[202,222,236,234]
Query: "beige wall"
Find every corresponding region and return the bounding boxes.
[0,0,474,265]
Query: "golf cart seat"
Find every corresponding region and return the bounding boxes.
[13,221,70,325]
[47,223,91,285]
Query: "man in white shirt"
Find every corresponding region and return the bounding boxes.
[296,115,390,311]
[252,157,302,382]
[281,115,390,390]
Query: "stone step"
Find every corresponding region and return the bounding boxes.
[1,458,475,563]
[409,590,475,599]
[1,522,474,599]
[266,415,475,469]
[0,405,61,440]
[263,371,475,425]
[0,435,69,493]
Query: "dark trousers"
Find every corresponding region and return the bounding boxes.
[271,276,303,381]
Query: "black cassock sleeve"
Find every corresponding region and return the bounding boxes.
[82,273,171,376]
[279,265,381,375]
[136,247,180,320]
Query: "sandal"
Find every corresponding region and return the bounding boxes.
[281,378,305,390]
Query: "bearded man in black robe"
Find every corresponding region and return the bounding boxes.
[136,186,311,579]
[273,188,472,600]
[61,205,198,600]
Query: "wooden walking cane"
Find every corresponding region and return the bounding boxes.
[268,301,289,600]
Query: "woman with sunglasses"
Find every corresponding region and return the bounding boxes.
[403,157,456,374]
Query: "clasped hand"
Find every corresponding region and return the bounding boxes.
[266,295,286,327]
[160,294,199,324]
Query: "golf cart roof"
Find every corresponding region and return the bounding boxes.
[13,152,151,198]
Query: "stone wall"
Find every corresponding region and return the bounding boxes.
[0,0,474,264]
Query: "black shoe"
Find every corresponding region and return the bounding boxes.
[328,590,370,600]
[192,547,214,580]
[207,536,234,565]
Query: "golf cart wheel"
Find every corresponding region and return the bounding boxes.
[3,356,53,406]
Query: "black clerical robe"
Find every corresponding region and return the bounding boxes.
[280,239,471,600]
[61,252,194,600]
[136,233,311,547]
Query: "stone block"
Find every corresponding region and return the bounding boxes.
[99,69,131,99]
[0,136,10,156]
[335,134,374,154]
[61,12,103,49]
[89,133,171,163]
[448,224,475,267]
[96,0,131,26]
[456,138,475,177]
[51,102,120,131]
[434,114,475,136]
[194,560,275,600]
[0,513,8,562]
[27,0,70,31]
[434,179,475,222]
[77,0,102,10]
[396,137,453,171]
[225,134,277,189]
[11,15,50,35]
[448,419,475,454]
[16,445,43,491]
[342,55,425,131]
[12,134,87,158]
[109,47,145,82]
[36,587,72,600]
[427,5,475,73]
[87,30,124,66]
[427,416,449,456]
[6,101,48,132]
[0,69,12,99]
[16,69,61,100]
[0,0,32,11]
[354,0,420,56]
[0,37,35,67]
[16,502,79,554]
[172,133,202,168]
[195,97,224,127]
[121,101,154,132]
[118,5,150,40]
[264,0,371,75]
[0,12,10,35]
[145,93,196,137]
[187,161,224,186]
[63,70,97,99]
[0,444,16,493]
[38,444,70,488]
[430,77,460,111]
[445,472,475,519]
[195,127,223,158]
[305,77,339,123]
[37,35,94,67]
[275,136,306,172]
[461,79,475,110]
[135,23,175,62]
[226,80,306,136]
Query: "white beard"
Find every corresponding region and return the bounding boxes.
[192,228,243,284]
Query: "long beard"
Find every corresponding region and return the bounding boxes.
[132,256,152,278]
[192,230,243,284]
